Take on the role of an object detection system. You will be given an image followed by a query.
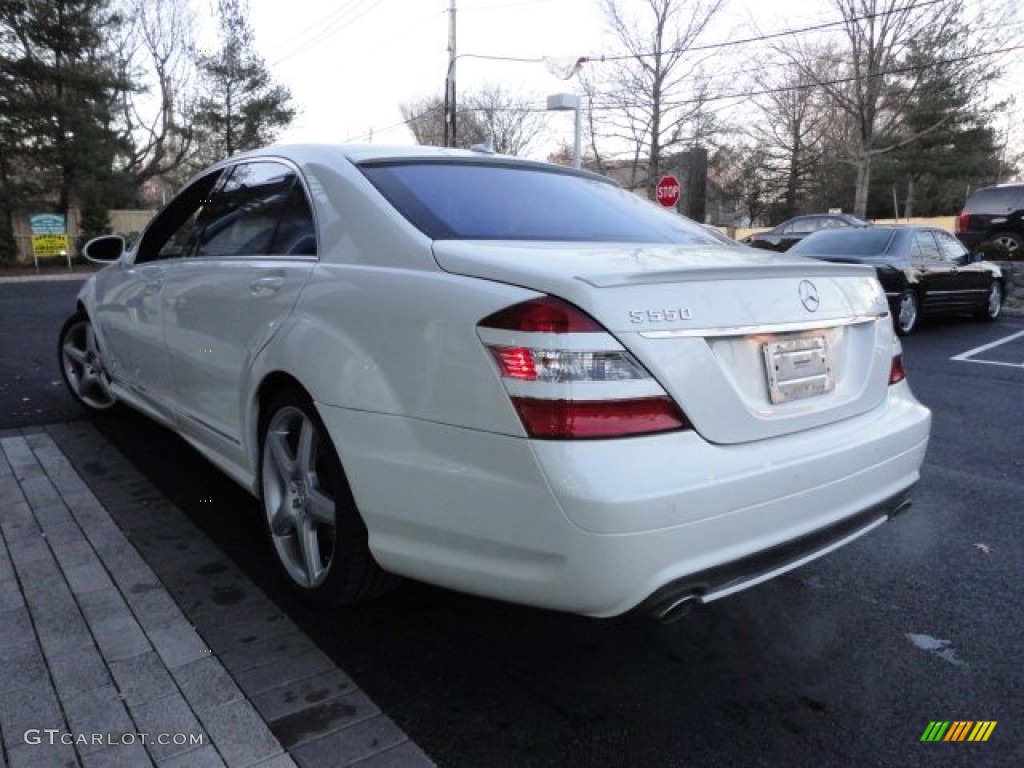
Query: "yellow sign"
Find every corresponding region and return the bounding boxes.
[32,234,69,257]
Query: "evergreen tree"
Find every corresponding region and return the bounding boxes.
[869,25,1006,218]
[0,0,130,258]
[193,0,294,163]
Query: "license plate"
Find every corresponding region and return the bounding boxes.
[763,335,834,404]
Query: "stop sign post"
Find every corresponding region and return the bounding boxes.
[656,174,681,208]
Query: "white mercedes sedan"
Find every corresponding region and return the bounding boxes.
[61,145,931,621]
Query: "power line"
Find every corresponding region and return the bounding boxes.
[587,0,947,63]
[269,0,386,67]
[345,3,1021,145]
[586,42,1024,112]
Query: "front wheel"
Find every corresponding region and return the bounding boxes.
[58,314,118,412]
[259,389,396,605]
[976,281,1003,322]
[895,291,919,336]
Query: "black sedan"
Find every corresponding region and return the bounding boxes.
[789,226,1005,334]
[742,213,870,252]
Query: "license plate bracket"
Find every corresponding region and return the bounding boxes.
[763,335,834,404]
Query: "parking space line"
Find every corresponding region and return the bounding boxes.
[951,329,1024,368]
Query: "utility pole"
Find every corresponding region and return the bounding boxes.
[443,0,457,148]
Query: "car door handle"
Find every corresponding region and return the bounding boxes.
[250,276,284,296]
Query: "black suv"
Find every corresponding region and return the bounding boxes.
[955,183,1024,256]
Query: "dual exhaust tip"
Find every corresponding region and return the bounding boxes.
[648,498,914,625]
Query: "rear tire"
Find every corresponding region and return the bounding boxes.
[895,291,919,336]
[975,281,1003,322]
[258,388,397,605]
[989,232,1022,255]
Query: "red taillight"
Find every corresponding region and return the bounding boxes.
[956,210,969,233]
[889,353,906,385]
[511,397,689,439]
[479,296,603,333]
[478,296,692,439]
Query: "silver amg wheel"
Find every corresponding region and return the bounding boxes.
[259,390,397,603]
[59,315,117,411]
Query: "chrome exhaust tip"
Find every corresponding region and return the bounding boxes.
[890,499,913,518]
[652,594,702,625]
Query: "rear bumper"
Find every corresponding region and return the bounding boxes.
[318,384,931,617]
[635,486,914,622]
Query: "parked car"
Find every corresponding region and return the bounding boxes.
[955,182,1024,256]
[60,145,930,621]
[790,226,1004,334]
[700,223,747,247]
[742,213,870,252]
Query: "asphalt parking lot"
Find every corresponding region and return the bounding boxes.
[2,278,1022,767]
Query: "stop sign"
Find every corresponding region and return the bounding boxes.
[656,175,681,207]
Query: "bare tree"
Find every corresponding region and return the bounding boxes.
[114,0,199,193]
[586,0,726,196]
[783,0,1012,217]
[401,95,486,148]
[747,50,837,219]
[464,85,548,156]
[401,85,547,155]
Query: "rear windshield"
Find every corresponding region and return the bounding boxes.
[966,185,1024,212]
[790,229,896,256]
[360,160,715,244]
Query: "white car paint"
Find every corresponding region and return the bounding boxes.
[68,144,932,618]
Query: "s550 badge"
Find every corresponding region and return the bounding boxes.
[629,308,693,323]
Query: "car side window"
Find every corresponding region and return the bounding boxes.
[788,218,815,234]
[934,231,967,263]
[911,231,942,261]
[134,171,225,264]
[194,161,297,258]
[269,183,318,256]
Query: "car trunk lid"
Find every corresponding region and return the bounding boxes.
[434,241,894,444]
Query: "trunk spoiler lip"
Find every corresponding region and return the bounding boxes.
[578,262,875,288]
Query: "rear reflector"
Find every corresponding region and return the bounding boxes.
[511,396,689,439]
[955,211,969,233]
[889,354,906,385]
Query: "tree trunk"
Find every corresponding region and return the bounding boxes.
[905,177,916,219]
[853,155,871,218]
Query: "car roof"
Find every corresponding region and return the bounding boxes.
[229,142,565,169]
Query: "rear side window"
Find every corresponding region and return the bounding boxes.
[911,231,941,261]
[934,230,967,262]
[966,185,1024,213]
[783,218,821,234]
[360,161,714,244]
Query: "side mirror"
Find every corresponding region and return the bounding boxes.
[82,235,125,264]
[970,251,986,263]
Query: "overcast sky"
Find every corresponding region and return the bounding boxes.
[214,0,1022,162]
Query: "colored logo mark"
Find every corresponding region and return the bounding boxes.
[920,721,997,742]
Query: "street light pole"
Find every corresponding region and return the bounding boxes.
[444,0,457,147]
[546,93,582,169]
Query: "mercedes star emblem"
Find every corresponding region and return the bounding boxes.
[798,280,820,312]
